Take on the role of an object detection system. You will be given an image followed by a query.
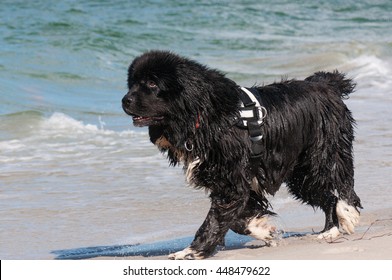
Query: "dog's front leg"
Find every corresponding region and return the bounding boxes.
[168,191,249,260]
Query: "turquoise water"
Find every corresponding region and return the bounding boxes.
[0,0,391,259]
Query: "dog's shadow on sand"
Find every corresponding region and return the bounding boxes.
[52,231,308,260]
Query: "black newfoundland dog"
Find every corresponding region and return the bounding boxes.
[122,50,362,259]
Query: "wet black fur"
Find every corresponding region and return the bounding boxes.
[122,50,362,258]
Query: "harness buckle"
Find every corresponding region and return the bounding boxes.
[250,134,263,141]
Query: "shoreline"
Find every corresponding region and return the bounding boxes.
[87,208,392,260]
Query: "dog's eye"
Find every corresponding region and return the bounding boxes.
[146,80,157,89]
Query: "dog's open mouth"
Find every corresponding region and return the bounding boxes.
[132,115,164,127]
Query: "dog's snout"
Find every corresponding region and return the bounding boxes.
[122,93,135,116]
[122,93,133,107]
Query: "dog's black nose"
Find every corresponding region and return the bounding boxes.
[122,94,132,107]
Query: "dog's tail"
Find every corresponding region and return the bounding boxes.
[305,70,356,99]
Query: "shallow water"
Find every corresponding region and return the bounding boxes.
[0,0,391,259]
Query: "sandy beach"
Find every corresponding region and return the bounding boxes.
[113,208,392,260]
[218,209,392,260]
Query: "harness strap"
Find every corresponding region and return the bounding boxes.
[238,87,266,128]
[238,87,267,177]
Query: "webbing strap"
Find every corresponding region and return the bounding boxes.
[237,87,267,177]
[238,87,266,128]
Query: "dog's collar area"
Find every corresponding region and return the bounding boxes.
[195,112,201,129]
[184,139,194,152]
[184,113,200,151]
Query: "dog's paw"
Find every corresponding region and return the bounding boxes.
[247,216,277,245]
[168,247,203,260]
[317,226,340,240]
[336,200,360,234]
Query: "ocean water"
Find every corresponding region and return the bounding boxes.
[0,0,391,259]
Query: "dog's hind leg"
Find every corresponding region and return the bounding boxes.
[318,197,361,239]
[286,169,342,239]
[317,192,341,239]
[287,165,361,239]
[336,199,360,234]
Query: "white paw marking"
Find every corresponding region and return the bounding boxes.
[317,200,360,239]
[336,200,360,234]
[247,216,277,246]
[168,247,203,260]
[317,226,340,239]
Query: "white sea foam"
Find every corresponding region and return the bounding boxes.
[39,112,139,138]
[343,55,392,89]
[0,112,151,164]
[42,112,101,134]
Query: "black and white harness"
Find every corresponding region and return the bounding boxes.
[237,87,267,177]
[187,87,266,177]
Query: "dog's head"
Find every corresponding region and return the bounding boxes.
[122,50,186,127]
[122,50,239,137]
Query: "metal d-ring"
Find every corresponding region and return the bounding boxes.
[184,140,194,152]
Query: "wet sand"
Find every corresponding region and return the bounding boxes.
[86,208,392,260]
